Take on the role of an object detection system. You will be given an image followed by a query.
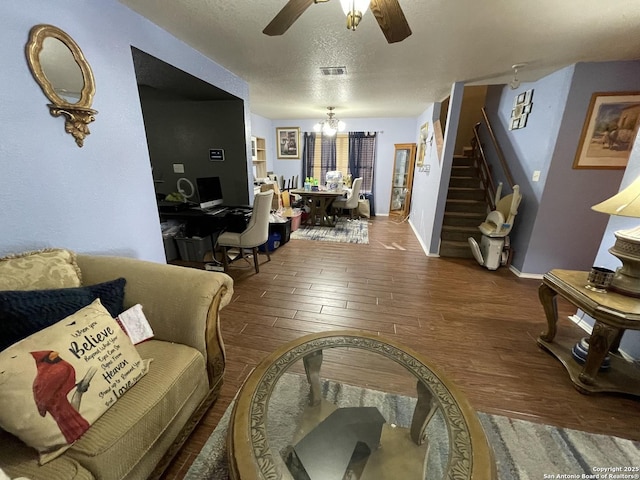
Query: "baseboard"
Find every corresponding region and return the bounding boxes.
[408,218,435,257]
[508,265,544,279]
[567,313,593,334]
[567,313,637,363]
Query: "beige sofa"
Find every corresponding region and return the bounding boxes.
[0,252,233,480]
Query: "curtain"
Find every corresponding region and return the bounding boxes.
[320,134,336,184]
[348,132,376,192]
[349,132,377,215]
[302,132,315,180]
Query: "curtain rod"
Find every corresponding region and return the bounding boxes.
[302,130,383,135]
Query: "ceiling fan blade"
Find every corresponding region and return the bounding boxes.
[369,0,412,44]
[263,0,315,36]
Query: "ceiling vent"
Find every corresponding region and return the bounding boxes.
[320,66,347,76]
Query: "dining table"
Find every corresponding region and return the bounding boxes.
[289,188,346,227]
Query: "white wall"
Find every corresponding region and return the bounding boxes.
[0,0,249,261]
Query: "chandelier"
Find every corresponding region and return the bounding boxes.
[313,107,346,137]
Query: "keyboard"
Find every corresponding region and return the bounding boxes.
[204,208,227,216]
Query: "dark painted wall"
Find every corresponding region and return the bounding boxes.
[139,87,249,206]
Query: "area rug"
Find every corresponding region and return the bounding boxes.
[185,374,640,480]
[290,218,369,244]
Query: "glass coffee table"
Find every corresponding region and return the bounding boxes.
[228,331,495,480]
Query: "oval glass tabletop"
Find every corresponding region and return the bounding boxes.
[228,331,495,480]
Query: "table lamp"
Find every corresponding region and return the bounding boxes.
[591,175,640,297]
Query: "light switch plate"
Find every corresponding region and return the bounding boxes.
[173,163,185,174]
[532,170,540,182]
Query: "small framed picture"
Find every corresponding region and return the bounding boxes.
[510,89,534,130]
[276,127,301,159]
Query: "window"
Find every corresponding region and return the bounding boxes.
[311,134,349,180]
[303,132,377,194]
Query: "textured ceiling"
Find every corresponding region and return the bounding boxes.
[119,0,640,120]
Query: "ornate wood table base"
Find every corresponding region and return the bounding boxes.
[290,189,344,227]
[537,269,640,396]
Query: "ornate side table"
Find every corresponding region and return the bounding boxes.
[537,269,640,395]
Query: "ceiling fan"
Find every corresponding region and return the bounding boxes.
[263,0,412,44]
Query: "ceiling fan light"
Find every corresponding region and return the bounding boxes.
[340,0,369,30]
[339,0,369,15]
[346,12,361,30]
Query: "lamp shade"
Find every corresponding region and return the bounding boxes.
[591,175,640,218]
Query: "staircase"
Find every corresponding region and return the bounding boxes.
[439,154,488,258]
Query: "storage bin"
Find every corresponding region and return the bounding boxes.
[162,236,179,262]
[259,232,281,252]
[289,211,302,231]
[175,235,213,262]
[269,219,291,245]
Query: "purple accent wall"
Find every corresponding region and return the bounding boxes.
[482,61,640,274]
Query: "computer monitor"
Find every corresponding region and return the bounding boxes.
[196,176,224,210]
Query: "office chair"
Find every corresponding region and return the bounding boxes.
[217,190,274,273]
[332,177,363,218]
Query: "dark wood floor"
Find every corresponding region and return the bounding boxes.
[162,216,640,479]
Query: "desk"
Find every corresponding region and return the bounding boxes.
[159,206,252,263]
[290,189,345,227]
[537,269,640,395]
[159,206,251,236]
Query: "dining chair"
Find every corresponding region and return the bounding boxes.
[332,177,363,218]
[217,190,274,273]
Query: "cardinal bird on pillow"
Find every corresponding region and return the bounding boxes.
[30,350,93,444]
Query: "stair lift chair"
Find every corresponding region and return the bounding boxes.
[217,190,274,273]
[332,177,363,218]
[468,184,522,270]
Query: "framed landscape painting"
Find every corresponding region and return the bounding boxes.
[276,127,300,159]
[573,92,640,169]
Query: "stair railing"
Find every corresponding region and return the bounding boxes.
[471,107,516,211]
[471,129,496,211]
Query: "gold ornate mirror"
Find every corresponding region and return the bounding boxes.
[26,24,97,147]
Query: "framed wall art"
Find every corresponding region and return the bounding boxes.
[573,92,640,169]
[509,89,533,130]
[416,122,429,167]
[276,127,301,159]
